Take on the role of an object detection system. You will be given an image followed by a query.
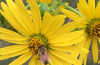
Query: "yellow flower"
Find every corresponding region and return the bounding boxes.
[0,0,88,65]
[61,0,100,64]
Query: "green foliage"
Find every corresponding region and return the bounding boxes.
[0,12,4,27]
[39,3,49,17]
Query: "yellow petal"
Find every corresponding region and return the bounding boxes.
[92,37,98,63]
[95,1,100,18]
[47,0,52,4]
[44,15,65,37]
[79,53,87,64]
[49,50,81,65]
[61,8,81,20]
[48,30,84,43]
[78,0,92,19]
[0,28,28,44]
[84,54,87,65]
[98,60,100,64]
[83,20,89,24]
[0,34,28,44]
[50,46,89,53]
[52,14,66,21]
[0,48,29,60]
[77,3,92,21]
[50,37,84,46]
[28,0,41,34]
[79,0,87,5]
[6,0,32,35]
[88,0,95,19]
[47,18,85,39]
[40,0,43,3]
[50,58,58,65]
[79,36,92,64]
[0,3,29,38]
[84,35,92,49]
[77,32,88,47]
[71,33,88,58]
[0,45,28,55]
[44,0,48,4]
[78,24,87,28]
[9,52,32,65]
[0,27,26,39]
[41,12,52,34]
[29,55,35,65]
[35,59,41,65]
[15,0,34,34]
[49,52,70,65]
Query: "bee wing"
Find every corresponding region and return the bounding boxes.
[39,47,51,65]
[44,48,52,63]
[39,52,45,65]
[44,48,51,63]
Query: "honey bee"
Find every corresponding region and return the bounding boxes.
[38,45,51,65]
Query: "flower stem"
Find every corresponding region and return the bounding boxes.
[48,0,58,12]
[26,4,30,9]
[58,2,83,17]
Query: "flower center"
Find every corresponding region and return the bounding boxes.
[29,37,44,54]
[28,34,49,58]
[86,19,100,38]
[28,35,50,64]
[90,22,100,38]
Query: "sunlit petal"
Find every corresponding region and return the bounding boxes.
[92,37,98,63]
[9,52,32,65]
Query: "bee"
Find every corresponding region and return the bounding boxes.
[38,45,51,65]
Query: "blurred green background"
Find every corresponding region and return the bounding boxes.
[0,0,100,65]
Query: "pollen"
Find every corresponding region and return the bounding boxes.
[90,22,100,38]
[28,37,44,55]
